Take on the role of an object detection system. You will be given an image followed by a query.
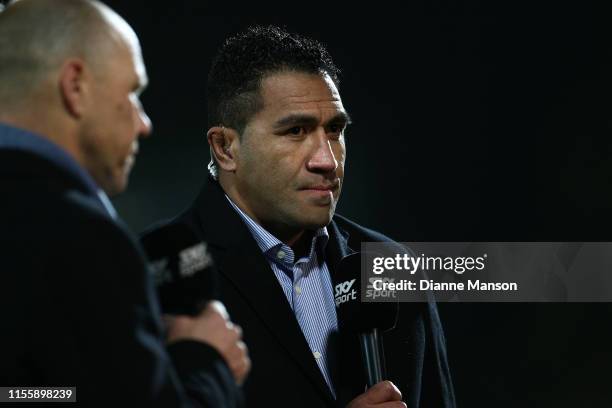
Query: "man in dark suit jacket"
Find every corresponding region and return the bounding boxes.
[0,1,248,406]
[144,25,455,407]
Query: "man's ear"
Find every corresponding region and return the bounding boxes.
[208,126,239,172]
[58,58,88,118]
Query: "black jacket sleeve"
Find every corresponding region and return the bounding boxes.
[3,193,241,407]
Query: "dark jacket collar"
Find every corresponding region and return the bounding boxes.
[190,177,355,264]
[0,122,100,196]
[0,122,117,219]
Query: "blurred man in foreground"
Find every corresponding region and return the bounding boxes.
[0,0,248,405]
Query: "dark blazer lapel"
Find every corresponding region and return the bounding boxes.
[189,179,336,403]
[326,219,373,405]
[326,219,356,273]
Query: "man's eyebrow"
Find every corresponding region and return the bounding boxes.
[328,111,352,126]
[273,111,352,128]
[273,114,318,128]
[133,74,149,94]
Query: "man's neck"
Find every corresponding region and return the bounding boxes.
[288,230,314,260]
[0,110,79,161]
[251,214,312,259]
[261,223,313,260]
[221,181,314,259]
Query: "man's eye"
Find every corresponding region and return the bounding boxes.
[328,124,345,134]
[287,126,304,135]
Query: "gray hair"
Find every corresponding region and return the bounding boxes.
[0,0,123,107]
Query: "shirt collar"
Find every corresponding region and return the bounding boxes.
[225,194,329,266]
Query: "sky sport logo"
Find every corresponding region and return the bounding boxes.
[366,277,397,300]
[334,279,357,307]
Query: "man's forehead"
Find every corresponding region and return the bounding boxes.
[133,50,148,89]
[259,71,346,116]
[119,31,148,89]
[99,3,148,88]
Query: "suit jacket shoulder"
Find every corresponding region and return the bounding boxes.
[0,149,241,407]
[144,178,456,408]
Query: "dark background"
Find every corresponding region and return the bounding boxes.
[105,1,612,406]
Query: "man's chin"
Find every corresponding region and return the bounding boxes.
[300,189,335,206]
[103,174,129,197]
[297,209,335,230]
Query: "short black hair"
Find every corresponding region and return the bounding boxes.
[207,25,341,134]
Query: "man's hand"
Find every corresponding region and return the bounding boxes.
[164,300,251,385]
[347,381,407,408]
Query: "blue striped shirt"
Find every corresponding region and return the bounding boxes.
[226,196,338,397]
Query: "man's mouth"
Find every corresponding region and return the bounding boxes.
[299,180,340,192]
[298,181,340,205]
[124,151,138,170]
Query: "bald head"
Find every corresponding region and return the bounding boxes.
[0,0,152,196]
[0,0,140,108]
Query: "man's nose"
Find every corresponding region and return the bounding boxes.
[137,110,153,138]
[306,132,338,173]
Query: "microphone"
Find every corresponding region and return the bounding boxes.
[140,223,217,316]
[334,253,398,388]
